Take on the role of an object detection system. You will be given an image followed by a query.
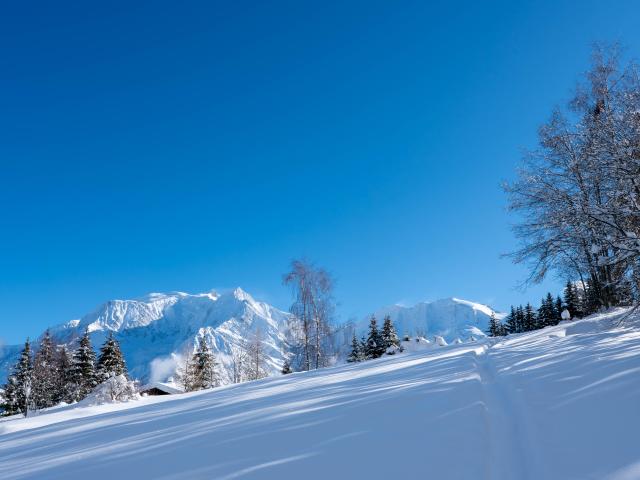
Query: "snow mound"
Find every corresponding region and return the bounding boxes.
[79,375,139,406]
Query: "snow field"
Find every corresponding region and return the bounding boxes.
[1,309,639,480]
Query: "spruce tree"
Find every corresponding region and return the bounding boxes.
[504,306,518,334]
[347,333,364,362]
[365,316,384,359]
[72,329,97,400]
[555,296,564,323]
[55,346,75,404]
[381,315,399,352]
[563,281,579,318]
[2,339,34,416]
[189,337,219,391]
[523,303,536,332]
[32,330,58,409]
[1,375,19,416]
[487,313,502,337]
[96,332,128,382]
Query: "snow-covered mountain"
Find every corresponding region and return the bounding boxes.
[1,288,292,385]
[0,291,503,384]
[364,297,503,342]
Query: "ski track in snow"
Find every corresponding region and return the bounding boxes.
[1,309,640,480]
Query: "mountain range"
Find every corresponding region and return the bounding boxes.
[0,288,502,384]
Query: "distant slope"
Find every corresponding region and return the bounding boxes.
[368,297,503,341]
[0,308,638,480]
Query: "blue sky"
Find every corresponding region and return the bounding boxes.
[1,1,639,344]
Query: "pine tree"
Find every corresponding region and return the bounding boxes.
[365,316,384,359]
[584,280,601,316]
[504,306,518,334]
[2,339,34,417]
[72,329,97,400]
[281,359,292,374]
[381,315,399,352]
[555,296,564,323]
[55,346,75,404]
[487,313,502,337]
[563,281,579,318]
[190,337,219,390]
[523,303,537,332]
[96,332,128,382]
[347,333,364,362]
[1,375,19,416]
[32,330,58,409]
[515,305,525,332]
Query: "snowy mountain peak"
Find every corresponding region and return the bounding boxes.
[371,297,503,342]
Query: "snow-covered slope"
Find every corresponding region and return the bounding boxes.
[2,288,292,384]
[1,309,638,479]
[368,297,503,341]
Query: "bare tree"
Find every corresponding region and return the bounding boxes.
[243,328,268,381]
[505,44,640,310]
[283,259,335,371]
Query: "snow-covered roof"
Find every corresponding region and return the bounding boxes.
[139,382,183,395]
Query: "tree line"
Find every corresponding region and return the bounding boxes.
[487,280,591,337]
[347,315,400,362]
[1,330,127,417]
[505,45,640,311]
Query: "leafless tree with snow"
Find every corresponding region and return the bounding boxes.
[505,44,640,310]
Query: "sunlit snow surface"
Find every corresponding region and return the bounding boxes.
[1,309,639,480]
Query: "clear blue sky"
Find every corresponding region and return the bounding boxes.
[1,1,639,344]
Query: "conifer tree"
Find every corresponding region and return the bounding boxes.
[523,303,537,332]
[381,315,399,352]
[487,313,505,337]
[515,305,525,332]
[192,336,219,389]
[2,339,34,416]
[555,296,564,323]
[563,281,580,318]
[55,346,75,404]
[504,306,518,334]
[347,333,364,362]
[96,332,128,382]
[72,329,97,400]
[365,316,384,359]
[1,375,19,416]
[32,330,58,409]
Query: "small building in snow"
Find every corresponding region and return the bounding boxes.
[139,382,183,396]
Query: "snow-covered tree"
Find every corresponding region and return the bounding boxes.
[505,45,640,309]
[32,330,58,409]
[347,332,365,362]
[487,313,505,337]
[181,336,219,391]
[55,346,75,404]
[563,281,581,318]
[365,316,385,359]
[283,259,335,371]
[96,332,128,382]
[381,315,400,351]
[72,329,97,401]
[1,339,34,416]
[244,328,268,382]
